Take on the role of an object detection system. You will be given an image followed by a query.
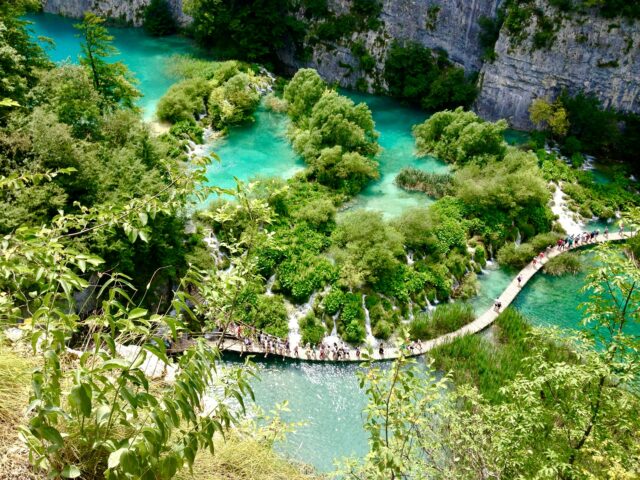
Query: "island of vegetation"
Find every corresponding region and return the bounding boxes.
[1,0,640,479]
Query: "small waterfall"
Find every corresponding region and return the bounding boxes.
[323,311,341,345]
[488,244,494,262]
[265,275,275,296]
[361,295,377,346]
[331,312,339,337]
[451,275,460,290]
[514,229,522,247]
[203,231,225,267]
[286,291,317,347]
[424,294,436,312]
[408,300,415,322]
[406,250,414,265]
[433,294,440,305]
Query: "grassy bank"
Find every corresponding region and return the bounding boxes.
[429,308,575,402]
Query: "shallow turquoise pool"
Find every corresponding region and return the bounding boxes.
[25,12,200,119]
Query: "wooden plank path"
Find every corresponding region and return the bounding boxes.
[214,231,630,362]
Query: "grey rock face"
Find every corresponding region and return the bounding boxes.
[42,0,192,27]
[476,2,640,129]
[283,0,501,91]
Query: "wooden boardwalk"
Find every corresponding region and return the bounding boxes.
[216,231,629,362]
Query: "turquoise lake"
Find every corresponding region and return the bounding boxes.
[25,13,200,119]
[26,13,634,474]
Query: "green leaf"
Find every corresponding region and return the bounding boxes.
[138,230,149,243]
[108,448,127,469]
[61,465,81,478]
[128,307,148,320]
[101,358,132,370]
[69,384,92,417]
[41,426,64,450]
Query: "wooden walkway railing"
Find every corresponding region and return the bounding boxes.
[203,231,630,362]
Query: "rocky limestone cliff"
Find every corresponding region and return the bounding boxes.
[476,2,640,129]
[280,0,502,91]
[42,0,192,27]
[41,0,640,130]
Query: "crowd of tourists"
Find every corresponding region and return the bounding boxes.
[214,322,425,361]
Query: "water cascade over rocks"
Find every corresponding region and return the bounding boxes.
[551,182,583,235]
[265,275,276,296]
[286,292,319,347]
[405,250,414,265]
[361,295,377,346]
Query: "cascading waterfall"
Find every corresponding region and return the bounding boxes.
[203,231,225,266]
[433,294,440,305]
[487,244,494,264]
[406,250,414,265]
[424,294,436,312]
[408,300,415,322]
[287,291,318,347]
[361,295,377,346]
[265,275,276,296]
[515,229,522,247]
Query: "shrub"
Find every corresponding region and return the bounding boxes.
[169,119,204,144]
[372,319,392,340]
[529,232,562,251]
[394,168,455,198]
[323,287,345,315]
[497,243,535,268]
[409,303,474,340]
[208,73,261,129]
[543,253,582,276]
[299,313,327,345]
[143,0,177,36]
[156,77,209,123]
[344,318,366,344]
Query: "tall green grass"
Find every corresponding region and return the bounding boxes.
[409,303,475,340]
[394,168,455,198]
[430,308,574,403]
[543,252,582,275]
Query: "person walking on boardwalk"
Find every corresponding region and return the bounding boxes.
[517,274,523,287]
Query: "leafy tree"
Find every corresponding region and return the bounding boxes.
[286,76,380,194]
[0,0,49,119]
[74,13,140,110]
[208,72,260,128]
[184,0,303,64]
[331,211,404,289]
[456,148,552,242]
[413,107,507,165]
[529,97,570,137]
[384,42,477,111]
[283,68,327,123]
[143,0,177,36]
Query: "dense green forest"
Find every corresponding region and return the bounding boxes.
[1,0,640,479]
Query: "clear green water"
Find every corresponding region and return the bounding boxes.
[204,104,305,193]
[341,92,449,218]
[221,355,370,472]
[28,13,630,474]
[25,13,199,119]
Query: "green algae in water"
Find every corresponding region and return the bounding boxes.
[25,13,200,119]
